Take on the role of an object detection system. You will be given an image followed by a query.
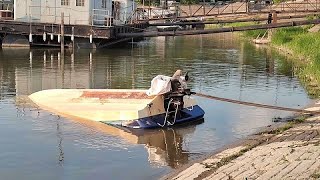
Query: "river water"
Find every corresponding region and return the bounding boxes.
[0,34,311,180]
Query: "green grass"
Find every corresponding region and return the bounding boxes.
[200,144,255,171]
[311,173,320,179]
[206,21,268,38]
[267,123,293,135]
[271,27,306,45]
[227,22,269,38]
[267,115,307,135]
[270,26,320,97]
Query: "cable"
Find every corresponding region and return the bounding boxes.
[195,92,319,114]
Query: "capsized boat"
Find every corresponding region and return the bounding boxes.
[28,70,205,129]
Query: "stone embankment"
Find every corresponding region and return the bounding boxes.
[164,104,320,180]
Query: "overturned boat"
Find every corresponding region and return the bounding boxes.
[28,70,205,129]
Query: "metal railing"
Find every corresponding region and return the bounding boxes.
[92,9,112,27]
[28,6,73,24]
[17,4,137,27]
[137,0,320,21]
[0,1,13,11]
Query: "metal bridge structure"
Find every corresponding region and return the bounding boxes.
[134,0,320,21]
[117,0,320,39]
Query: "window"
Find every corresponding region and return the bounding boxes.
[76,0,85,6]
[61,0,69,6]
[102,0,107,8]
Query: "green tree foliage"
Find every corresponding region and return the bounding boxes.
[180,0,199,4]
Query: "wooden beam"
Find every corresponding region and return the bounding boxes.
[61,12,64,54]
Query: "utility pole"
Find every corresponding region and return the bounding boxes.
[143,0,145,19]
[60,12,64,57]
[203,0,205,16]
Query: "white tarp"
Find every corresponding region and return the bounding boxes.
[146,75,172,96]
[146,71,188,96]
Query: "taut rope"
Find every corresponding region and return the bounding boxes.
[195,92,319,114]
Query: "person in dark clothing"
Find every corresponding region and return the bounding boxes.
[267,13,272,24]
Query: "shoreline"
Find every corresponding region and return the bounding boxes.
[162,114,297,178]
[162,100,320,180]
[162,29,320,179]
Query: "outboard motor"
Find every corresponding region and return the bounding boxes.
[163,70,194,125]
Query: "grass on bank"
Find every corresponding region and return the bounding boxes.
[206,21,266,38]
[206,21,320,97]
[271,27,320,97]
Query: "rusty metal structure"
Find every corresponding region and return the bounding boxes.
[117,18,320,37]
[135,0,320,21]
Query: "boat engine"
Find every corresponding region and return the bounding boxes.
[163,72,194,125]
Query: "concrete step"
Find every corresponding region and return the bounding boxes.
[308,24,320,33]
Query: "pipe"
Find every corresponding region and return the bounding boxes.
[117,19,320,38]
[149,13,320,26]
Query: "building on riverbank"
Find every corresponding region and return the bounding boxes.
[13,0,135,26]
[0,0,13,20]
[0,0,147,48]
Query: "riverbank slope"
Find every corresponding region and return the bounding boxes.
[270,25,320,98]
[163,105,320,179]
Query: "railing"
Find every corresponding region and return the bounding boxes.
[0,2,13,11]
[26,6,115,27]
[119,5,135,23]
[92,9,113,27]
[16,4,137,27]
[135,7,177,21]
[137,0,320,21]
[27,6,72,24]
[92,7,136,26]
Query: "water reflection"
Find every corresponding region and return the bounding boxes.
[138,126,201,168]
[0,37,296,97]
[105,125,202,169]
[16,101,202,169]
[56,116,64,165]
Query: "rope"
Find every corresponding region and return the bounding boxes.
[195,92,320,114]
